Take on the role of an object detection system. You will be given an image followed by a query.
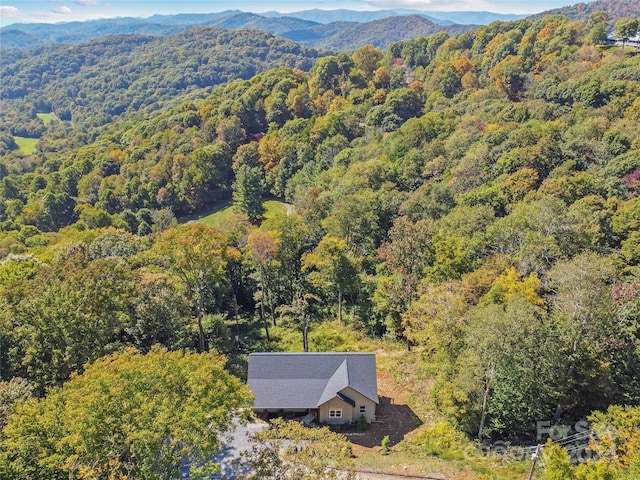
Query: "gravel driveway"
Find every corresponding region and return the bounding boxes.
[178,418,268,479]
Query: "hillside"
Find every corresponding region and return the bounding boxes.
[206,12,319,35]
[2,5,640,479]
[287,15,475,50]
[0,28,321,135]
[528,0,640,23]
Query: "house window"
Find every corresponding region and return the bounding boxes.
[359,405,366,413]
[329,409,342,418]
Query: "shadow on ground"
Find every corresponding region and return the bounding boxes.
[346,396,422,448]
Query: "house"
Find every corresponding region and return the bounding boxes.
[247,352,378,424]
[607,33,640,50]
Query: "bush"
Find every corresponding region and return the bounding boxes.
[357,414,369,432]
[413,421,468,459]
[381,435,390,454]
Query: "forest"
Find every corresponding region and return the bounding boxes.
[1,2,640,479]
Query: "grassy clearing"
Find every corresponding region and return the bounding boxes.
[36,112,58,125]
[194,201,234,227]
[14,136,39,154]
[193,199,288,228]
[262,200,288,220]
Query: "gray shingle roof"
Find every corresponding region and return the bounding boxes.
[247,352,378,409]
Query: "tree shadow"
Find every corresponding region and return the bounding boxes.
[346,396,422,448]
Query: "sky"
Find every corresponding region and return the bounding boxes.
[0,0,593,26]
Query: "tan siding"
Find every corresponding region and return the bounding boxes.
[320,396,353,424]
[342,387,377,423]
[319,388,377,423]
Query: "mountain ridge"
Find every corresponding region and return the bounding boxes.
[0,8,512,51]
[261,8,526,25]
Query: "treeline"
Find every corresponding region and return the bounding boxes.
[2,8,640,457]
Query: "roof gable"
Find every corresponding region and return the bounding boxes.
[318,359,349,406]
[248,352,378,410]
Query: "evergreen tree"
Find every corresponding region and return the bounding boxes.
[232,164,265,223]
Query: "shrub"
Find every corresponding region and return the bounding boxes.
[413,421,468,459]
[381,435,391,454]
[357,414,369,432]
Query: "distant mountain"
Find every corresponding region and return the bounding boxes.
[0,6,528,52]
[145,11,244,25]
[206,12,319,35]
[0,11,473,52]
[0,28,51,50]
[262,9,411,24]
[284,15,475,51]
[0,18,186,47]
[527,0,640,23]
[262,8,526,25]
[403,10,527,25]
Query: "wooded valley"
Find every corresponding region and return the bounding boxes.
[1,2,640,478]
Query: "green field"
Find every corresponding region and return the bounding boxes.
[193,201,234,227]
[12,113,58,154]
[263,200,288,219]
[37,112,59,125]
[193,200,289,227]
[14,136,39,155]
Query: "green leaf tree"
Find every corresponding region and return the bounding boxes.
[151,224,239,352]
[614,18,640,51]
[232,164,265,223]
[352,44,383,80]
[0,348,252,480]
[541,439,574,480]
[302,236,360,323]
[276,290,320,352]
[375,216,433,335]
[547,251,618,419]
[246,229,281,339]
[1,256,135,390]
[242,418,355,479]
[588,21,609,46]
[0,377,32,428]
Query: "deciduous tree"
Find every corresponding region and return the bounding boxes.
[246,229,281,338]
[614,18,639,51]
[302,236,360,323]
[152,224,239,352]
[242,418,354,479]
[0,348,252,480]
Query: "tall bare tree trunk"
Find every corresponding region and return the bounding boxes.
[478,375,491,439]
[194,275,209,353]
[232,293,240,349]
[258,266,271,341]
[303,318,309,352]
[196,296,207,353]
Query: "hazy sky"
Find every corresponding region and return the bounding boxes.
[0,0,595,26]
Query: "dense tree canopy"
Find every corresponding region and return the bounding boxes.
[2,7,640,476]
[0,348,252,480]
